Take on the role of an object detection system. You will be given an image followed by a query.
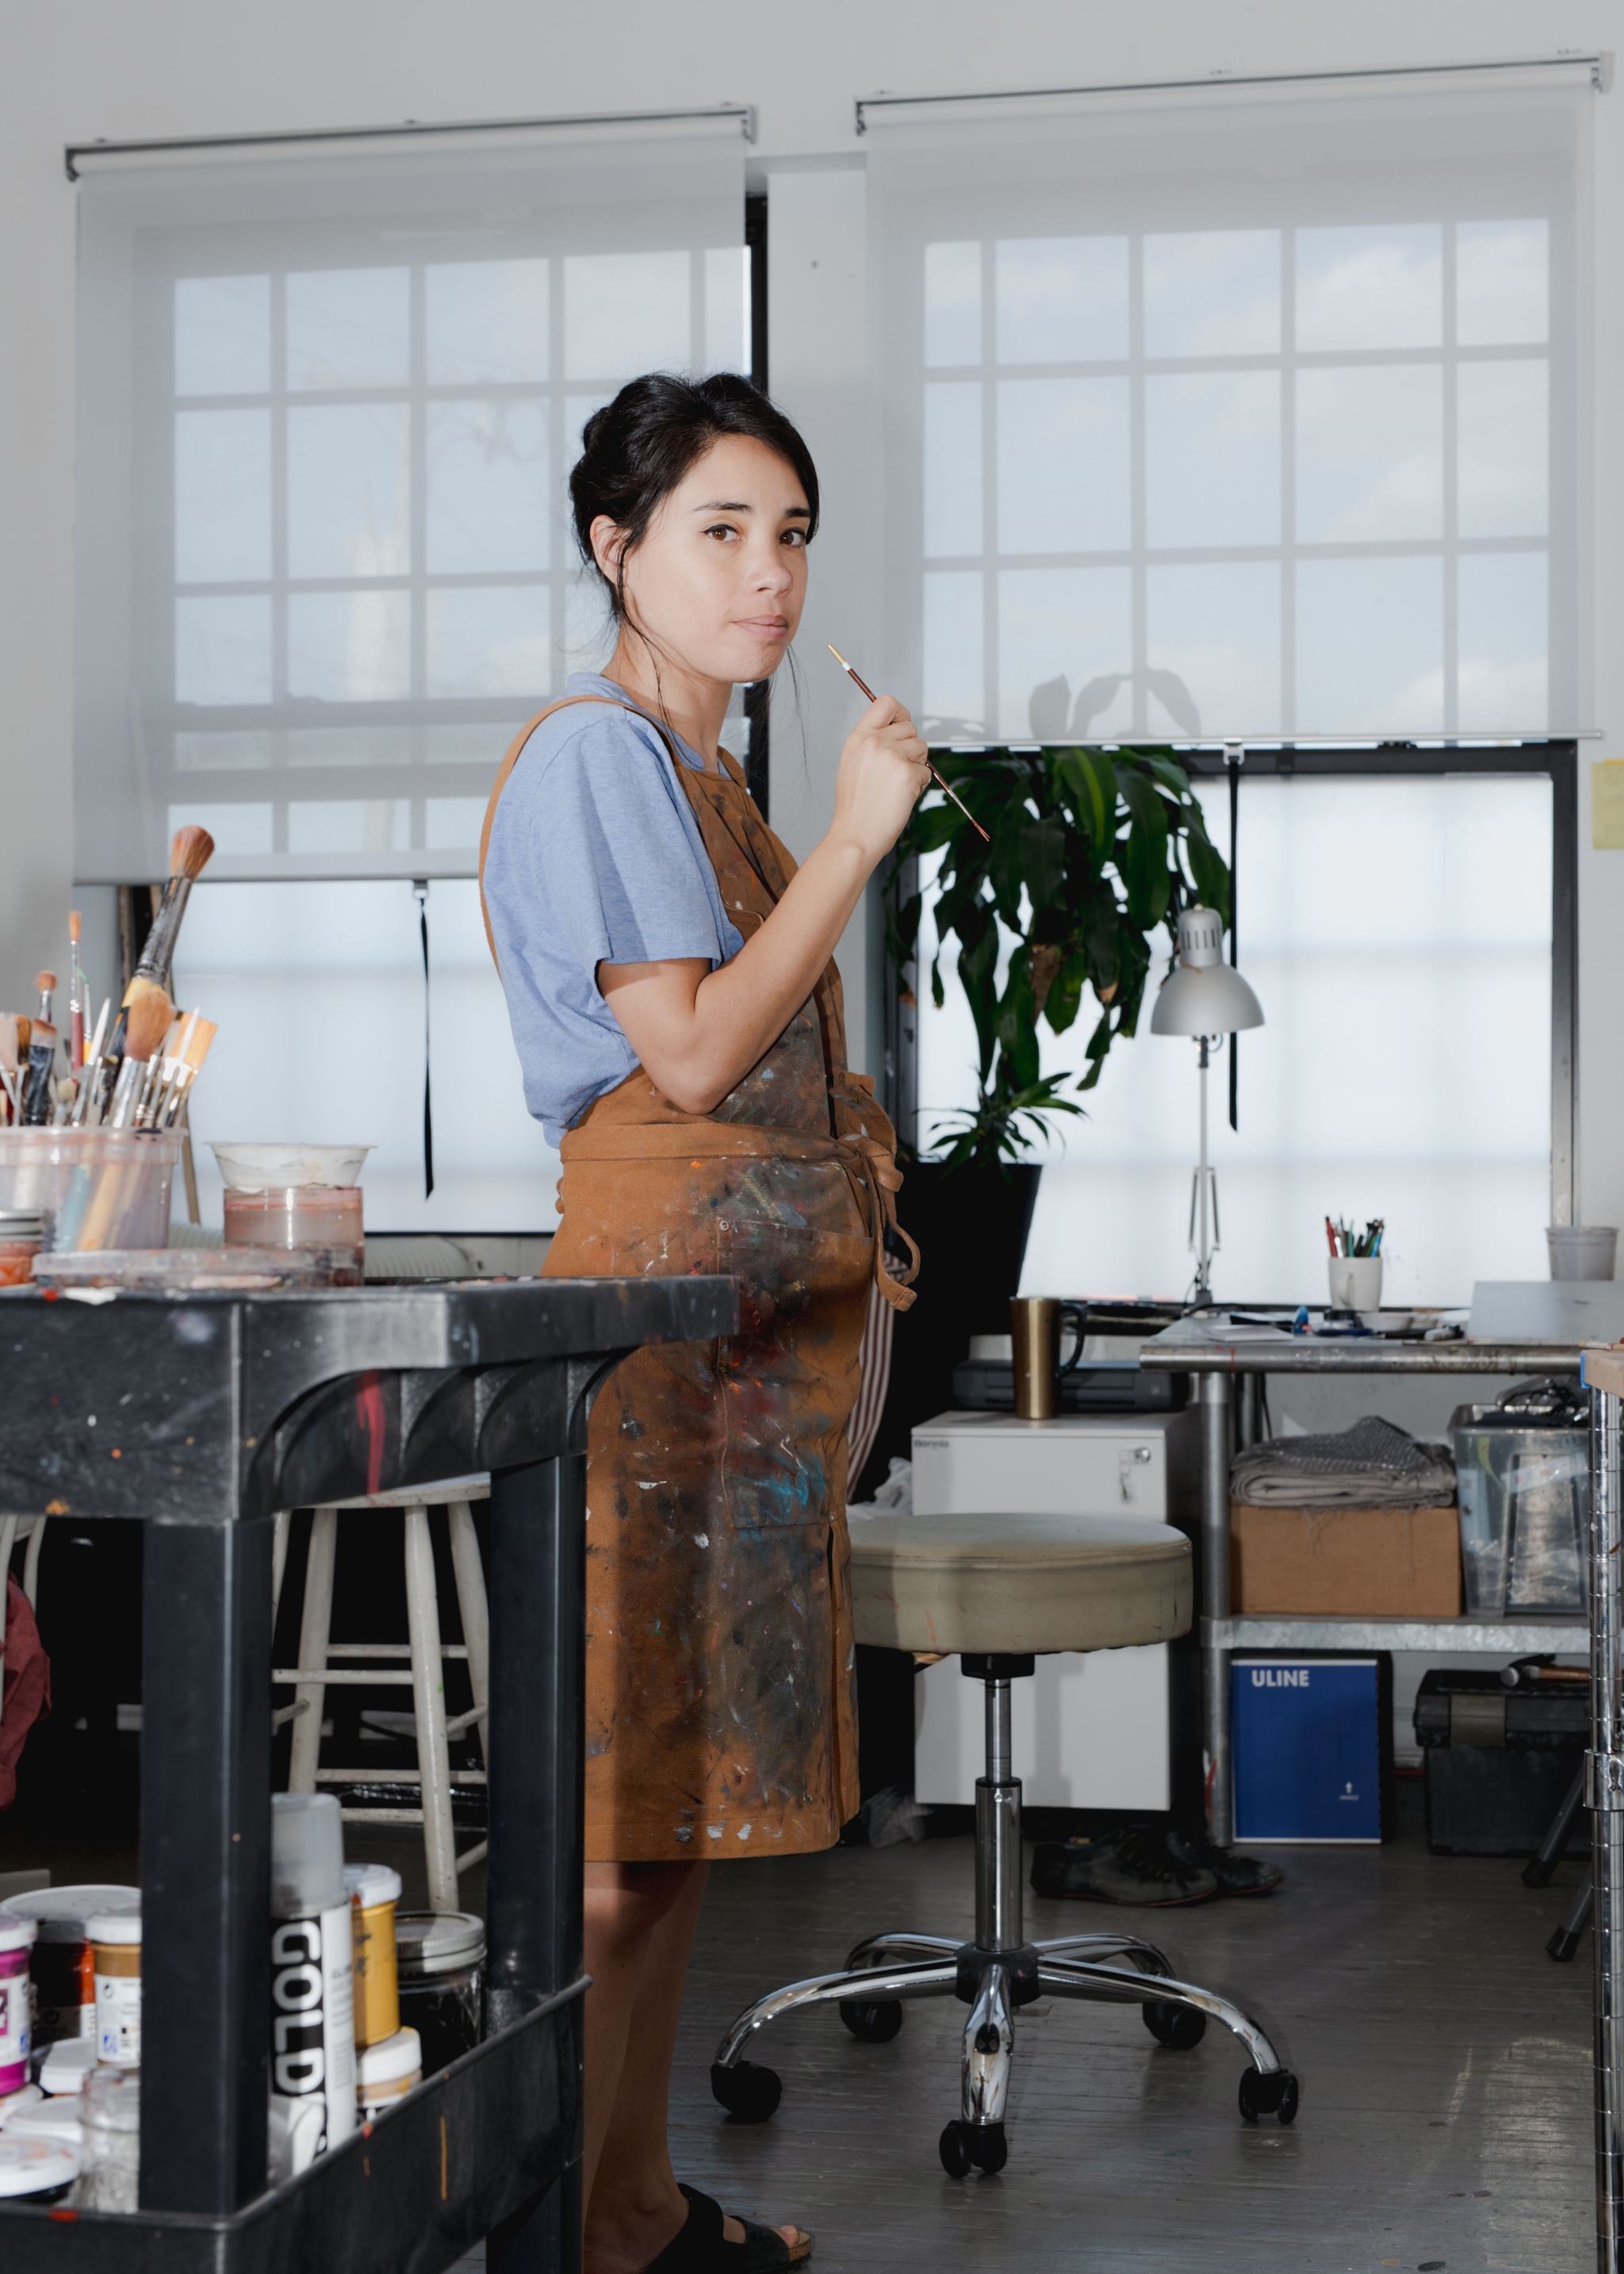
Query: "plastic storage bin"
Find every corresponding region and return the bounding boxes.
[1414,1666,1588,1854]
[1450,1403,1589,1614]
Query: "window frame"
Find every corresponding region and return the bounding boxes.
[883,739,1578,1227]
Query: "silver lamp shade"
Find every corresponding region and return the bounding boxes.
[1149,906,1265,1037]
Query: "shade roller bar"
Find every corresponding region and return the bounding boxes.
[856,53,1610,132]
[67,103,755,180]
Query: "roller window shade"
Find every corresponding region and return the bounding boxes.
[75,125,748,882]
[865,79,1588,742]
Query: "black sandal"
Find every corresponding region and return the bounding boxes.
[653,2185,809,2269]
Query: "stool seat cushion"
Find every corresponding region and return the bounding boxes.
[848,1512,1193,1656]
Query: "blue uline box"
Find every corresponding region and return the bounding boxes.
[1232,1655,1386,1843]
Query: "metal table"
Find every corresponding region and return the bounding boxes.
[1583,1347,1624,2269]
[0,1275,736,2274]
[1139,1336,1586,1843]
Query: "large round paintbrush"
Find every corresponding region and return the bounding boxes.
[105,982,175,1131]
[100,826,216,1099]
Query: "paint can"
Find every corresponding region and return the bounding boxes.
[0,1885,141,2044]
[0,2134,79,2206]
[87,1912,141,2068]
[0,1919,36,2097]
[343,1863,402,2049]
[356,2025,422,2119]
[394,1912,485,2075]
[270,1793,355,2153]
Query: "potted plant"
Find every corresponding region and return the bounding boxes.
[856,744,1231,1494]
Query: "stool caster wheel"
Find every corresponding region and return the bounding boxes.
[841,1998,904,2043]
[1143,1999,1207,2050]
[939,2119,1007,2178]
[710,2061,782,2123]
[1238,2067,1300,2124]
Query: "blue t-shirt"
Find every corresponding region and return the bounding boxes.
[485,674,745,1144]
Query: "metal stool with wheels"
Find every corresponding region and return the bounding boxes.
[710,1511,1300,2175]
[272,1478,489,1912]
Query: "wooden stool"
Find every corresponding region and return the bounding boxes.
[272,1478,489,1912]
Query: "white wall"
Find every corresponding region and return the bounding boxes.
[4,0,1621,1213]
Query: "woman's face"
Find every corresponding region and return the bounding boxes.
[594,434,810,688]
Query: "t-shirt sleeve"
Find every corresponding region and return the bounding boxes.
[495,711,732,976]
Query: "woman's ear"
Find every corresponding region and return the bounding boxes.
[590,515,626,581]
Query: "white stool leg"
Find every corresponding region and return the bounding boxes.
[287,1508,337,1794]
[21,1517,45,1613]
[446,1499,489,1768]
[271,1510,292,1628]
[404,1504,459,1913]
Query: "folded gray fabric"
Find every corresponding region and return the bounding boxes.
[1231,1416,1456,1509]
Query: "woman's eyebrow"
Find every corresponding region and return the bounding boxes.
[692,499,811,517]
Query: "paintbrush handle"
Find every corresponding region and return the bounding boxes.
[829,647,991,844]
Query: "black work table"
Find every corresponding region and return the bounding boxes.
[0,1274,737,2274]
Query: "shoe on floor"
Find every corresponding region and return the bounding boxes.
[1029,1825,1219,1907]
[1162,1827,1285,1896]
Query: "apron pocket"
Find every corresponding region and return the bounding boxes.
[714,1217,871,1531]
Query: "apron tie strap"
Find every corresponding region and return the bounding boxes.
[842,1134,919,1313]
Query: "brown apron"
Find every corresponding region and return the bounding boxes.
[481,693,917,1862]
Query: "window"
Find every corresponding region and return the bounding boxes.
[75,125,748,882]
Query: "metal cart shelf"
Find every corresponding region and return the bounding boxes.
[0,1274,736,2274]
[1138,1336,1585,1843]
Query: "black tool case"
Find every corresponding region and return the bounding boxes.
[1414,1667,1589,1856]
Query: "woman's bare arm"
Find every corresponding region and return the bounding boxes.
[599,694,929,1114]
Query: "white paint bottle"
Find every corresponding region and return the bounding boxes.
[269,1793,355,2157]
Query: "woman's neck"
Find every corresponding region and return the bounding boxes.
[601,634,730,768]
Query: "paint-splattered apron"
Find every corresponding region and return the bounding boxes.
[481,695,918,1862]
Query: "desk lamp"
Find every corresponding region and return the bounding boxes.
[1150,905,1264,1308]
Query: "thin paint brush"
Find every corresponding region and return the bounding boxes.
[826,644,991,844]
[67,910,84,1070]
[20,973,58,1126]
[70,998,111,1127]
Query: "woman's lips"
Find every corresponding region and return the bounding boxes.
[736,618,789,637]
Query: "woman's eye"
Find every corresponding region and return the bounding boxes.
[781,529,807,548]
[703,522,740,542]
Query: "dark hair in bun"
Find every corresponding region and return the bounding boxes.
[569,371,820,627]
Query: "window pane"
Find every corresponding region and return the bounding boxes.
[426,399,550,573]
[426,796,489,849]
[997,378,1130,554]
[564,251,690,381]
[426,586,550,699]
[175,275,270,397]
[924,382,982,558]
[925,241,981,366]
[1457,361,1548,539]
[921,570,983,730]
[1296,556,1442,734]
[176,596,272,705]
[996,237,1128,364]
[1146,562,1281,737]
[1297,365,1442,542]
[286,268,410,390]
[424,259,549,385]
[167,801,274,853]
[1457,220,1548,346]
[287,405,411,579]
[174,408,271,582]
[1143,231,1280,357]
[998,566,1132,741]
[285,726,413,770]
[287,590,411,702]
[1145,373,1280,548]
[1296,224,1442,351]
[287,800,411,854]
[1458,552,1548,732]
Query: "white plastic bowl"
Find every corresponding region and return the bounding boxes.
[208,1142,373,1193]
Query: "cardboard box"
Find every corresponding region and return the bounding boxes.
[1229,1501,1462,1617]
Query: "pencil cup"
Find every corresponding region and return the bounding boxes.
[1328,1256,1382,1314]
[1545,1225,1617,1282]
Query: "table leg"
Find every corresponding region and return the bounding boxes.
[1592,1386,1624,2270]
[487,1451,586,2274]
[1199,1371,1234,1846]
[140,1514,273,2212]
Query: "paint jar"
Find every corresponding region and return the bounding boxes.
[88,1913,141,2068]
[3,2098,83,2151]
[73,2064,138,2211]
[0,1919,36,2097]
[394,1913,485,2076]
[270,1793,356,2155]
[0,1884,141,2045]
[224,1187,364,1283]
[343,1864,402,2049]
[15,1129,181,1253]
[0,1211,43,1286]
[356,2025,422,2120]
[0,2134,79,2205]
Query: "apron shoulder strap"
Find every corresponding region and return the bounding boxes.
[477,692,686,971]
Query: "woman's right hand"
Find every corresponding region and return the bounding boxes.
[828,694,932,869]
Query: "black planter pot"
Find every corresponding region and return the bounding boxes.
[852,1159,1040,1501]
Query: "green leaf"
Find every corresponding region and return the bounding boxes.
[1018,813,1068,911]
[1117,765,1170,929]
[1044,948,1088,1037]
[1056,748,1116,849]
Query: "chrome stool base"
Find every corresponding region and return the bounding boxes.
[710,1655,1300,2171]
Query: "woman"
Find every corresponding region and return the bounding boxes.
[481,372,927,2274]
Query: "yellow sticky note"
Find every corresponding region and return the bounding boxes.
[1595,760,1624,849]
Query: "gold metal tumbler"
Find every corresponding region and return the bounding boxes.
[1010,1297,1085,1420]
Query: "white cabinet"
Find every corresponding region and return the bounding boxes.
[909,1409,1198,1809]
